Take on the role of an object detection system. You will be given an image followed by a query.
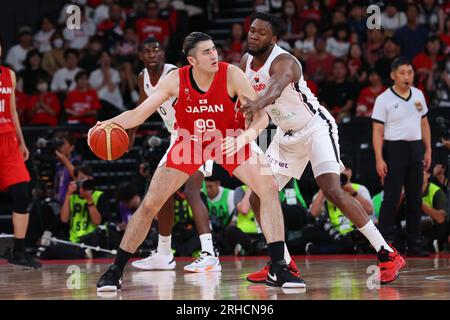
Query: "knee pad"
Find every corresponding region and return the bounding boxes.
[9,182,30,214]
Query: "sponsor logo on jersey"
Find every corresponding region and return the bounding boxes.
[253,83,266,92]
[415,101,423,112]
[270,109,297,123]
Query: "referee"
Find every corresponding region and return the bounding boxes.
[372,57,432,257]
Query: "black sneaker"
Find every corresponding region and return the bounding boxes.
[97,265,122,292]
[8,251,42,269]
[265,260,306,288]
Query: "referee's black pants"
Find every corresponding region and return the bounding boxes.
[379,140,424,245]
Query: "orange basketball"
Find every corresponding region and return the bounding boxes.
[88,123,129,160]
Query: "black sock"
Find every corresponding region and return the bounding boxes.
[267,241,285,266]
[14,238,25,254]
[114,248,133,273]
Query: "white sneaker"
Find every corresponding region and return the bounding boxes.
[131,250,176,270]
[183,251,221,273]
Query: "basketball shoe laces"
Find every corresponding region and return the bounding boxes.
[192,251,213,264]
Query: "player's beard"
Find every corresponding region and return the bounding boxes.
[247,43,272,57]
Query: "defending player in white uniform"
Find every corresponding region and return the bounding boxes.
[242,13,405,285]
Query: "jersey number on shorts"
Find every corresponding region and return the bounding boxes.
[195,119,216,133]
[0,99,5,113]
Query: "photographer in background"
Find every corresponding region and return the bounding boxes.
[53,132,81,205]
[61,165,111,246]
[305,156,373,254]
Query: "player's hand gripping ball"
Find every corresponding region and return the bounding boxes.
[88,122,129,160]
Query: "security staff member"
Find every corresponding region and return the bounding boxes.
[372,56,432,256]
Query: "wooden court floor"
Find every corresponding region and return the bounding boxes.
[0,254,450,300]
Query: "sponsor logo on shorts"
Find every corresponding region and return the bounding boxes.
[266,154,289,169]
[270,109,297,123]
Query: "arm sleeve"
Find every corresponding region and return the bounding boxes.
[228,190,236,216]
[371,95,387,123]
[233,187,245,206]
[432,190,447,211]
[96,194,112,223]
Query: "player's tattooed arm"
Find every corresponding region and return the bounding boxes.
[126,72,148,151]
[90,70,179,132]
[242,54,300,119]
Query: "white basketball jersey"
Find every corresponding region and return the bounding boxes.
[143,63,177,133]
[245,45,326,132]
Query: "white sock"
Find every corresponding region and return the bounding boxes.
[358,220,393,253]
[284,243,292,264]
[199,233,215,256]
[157,234,172,255]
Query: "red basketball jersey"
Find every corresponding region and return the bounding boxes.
[173,62,245,142]
[0,66,15,134]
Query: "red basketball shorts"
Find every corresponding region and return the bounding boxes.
[0,132,31,191]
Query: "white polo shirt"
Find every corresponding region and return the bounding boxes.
[372,87,428,141]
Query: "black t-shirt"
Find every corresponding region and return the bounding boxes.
[319,80,356,112]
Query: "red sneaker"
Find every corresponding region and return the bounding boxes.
[377,245,406,284]
[246,258,300,283]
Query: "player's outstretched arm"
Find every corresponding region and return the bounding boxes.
[89,71,179,133]
[241,54,299,119]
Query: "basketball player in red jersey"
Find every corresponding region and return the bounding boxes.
[94,32,305,291]
[127,37,221,272]
[0,39,41,269]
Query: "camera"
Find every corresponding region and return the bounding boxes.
[75,179,95,193]
[140,135,170,175]
[340,173,349,186]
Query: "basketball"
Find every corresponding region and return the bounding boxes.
[88,122,129,161]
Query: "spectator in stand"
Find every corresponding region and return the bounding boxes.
[439,17,450,54]
[294,20,318,62]
[431,162,448,193]
[135,1,171,48]
[323,9,347,38]
[64,71,101,126]
[116,181,142,231]
[78,36,104,74]
[89,51,124,118]
[347,2,367,44]
[319,59,355,122]
[33,17,56,53]
[42,32,66,76]
[279,0,301,47]
[93,0,114,25]
[51,49,82,93]
[119,60,139,108]
[347,43,369,86]
[305,37,335,84]
[14,73,29,124]
[418,0,445,35]
[54,132,81,205]
[223,23,247,65]
[326,23,351,59]
[5,26,34,72]
[97,2,126,51]
[111,26,139,64]
[375,37,401,86]
[381,1,407,37]
[427,53,450,108]
[63,6,96,50]
[356,69,386,118]
[365,28,385,67]
[413,35,444,95]
[394,4,428,60]
[26,76,60,126]
[19,49,49,95]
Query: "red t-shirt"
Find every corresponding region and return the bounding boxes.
[305,54,335,82]
[98,19,125,32]
[0,66,15,134]
[356,85,386,117]
[15,90,29,124]
[306,79,318,96]
[439,33,450,52]
[64,89,101,125]
[28,93,61,127]
[413,53,434,71]
[135,18,170,43]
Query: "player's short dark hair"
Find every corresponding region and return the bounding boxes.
[182,32,213,57]
[117,182,139,202]
[139,36,161,51]
[391,56,412,71]
[74,165,93,178]
[250,12,285,37]
[55,131,76,146]
[205,175,220,182]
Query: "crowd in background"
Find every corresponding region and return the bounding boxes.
[1,0,449,258]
